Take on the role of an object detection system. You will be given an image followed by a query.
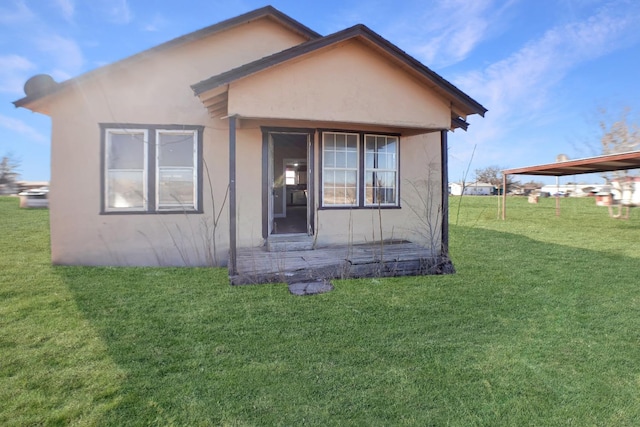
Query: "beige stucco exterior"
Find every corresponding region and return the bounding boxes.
[16,9,483,268]
[230,121,444,252]
[42,17,309,266]
[228,39,451,129]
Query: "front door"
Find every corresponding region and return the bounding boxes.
[263,129,314,237]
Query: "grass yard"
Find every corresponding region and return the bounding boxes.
[1,195,640,425]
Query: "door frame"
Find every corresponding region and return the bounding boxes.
[261,127,315,239]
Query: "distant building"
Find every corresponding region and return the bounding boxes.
[449,182,495,196]
[16,181,50,193]
[539,183,602,197]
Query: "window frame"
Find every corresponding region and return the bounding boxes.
[319,130,400,209]
[104,128,149,212]
[155,129,199,211]
[364,134,399,207]
[320,131,360,207]
[100,123,204,214]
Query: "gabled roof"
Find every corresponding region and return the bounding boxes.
[191,24,487,123]
[14,6,321,109]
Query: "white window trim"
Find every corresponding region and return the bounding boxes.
[155,129,198,211]
[104,128,149,212]
[364,134,399,207]
[321,131,360,207]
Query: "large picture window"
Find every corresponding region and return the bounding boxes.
[321,131,399,208]
[102,124,203,213]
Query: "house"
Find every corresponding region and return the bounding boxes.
[13,6,486,283]
[610,177,640,205]
[449,182,495,196]
[539,184,602,197]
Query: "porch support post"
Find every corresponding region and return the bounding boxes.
[228,115,237,276]
[440,130,449,255]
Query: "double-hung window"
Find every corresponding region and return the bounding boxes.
[365,134,398,206]
[322,132,359,206]
[102,124,203,213]
[105,129,148,210]
[321,131,399,208]
[156,130,198,210]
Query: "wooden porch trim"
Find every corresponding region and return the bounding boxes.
[229,115,237,275]
[441,130,449,255]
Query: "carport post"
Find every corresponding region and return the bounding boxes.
[502,173,507,220]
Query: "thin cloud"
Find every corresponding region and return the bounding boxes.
[449,1,640,173]
[0,0,35,24]
[454,2,640,141]
[413,0,493,66]
[142,13,167,32]
[0,55,35,94]
[34,34,84,80]
[384,0,515,68]
[54,0,75,21]
[103,0,133,25]
[0,114,48,144]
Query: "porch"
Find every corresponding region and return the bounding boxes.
[231,240,454,285]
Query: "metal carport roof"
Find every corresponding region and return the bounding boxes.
[500,151,640,219]
[503,151,640,177]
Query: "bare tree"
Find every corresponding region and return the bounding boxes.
[0,153,20,194]
[598,107,640,182]
[474,165,519,192]
[600,107,640,155]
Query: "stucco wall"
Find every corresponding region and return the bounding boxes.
[46,18,308,266]
[228,39,451,129]
[230,120,443,253]
[43,17,452,267]
[312,131,443,250]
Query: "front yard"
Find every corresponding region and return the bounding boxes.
[1,195,639,425]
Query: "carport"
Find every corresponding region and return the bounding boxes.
[501,151,640,219]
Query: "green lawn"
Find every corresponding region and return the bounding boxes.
[1,195,640,426]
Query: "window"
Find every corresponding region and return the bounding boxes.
[285,169,297,185]
[102,124,203,213]
[322,132,359,206]
[156,130,197,210]
[365,134,398,206]
[105,129,148,210]
[321,131,398,208]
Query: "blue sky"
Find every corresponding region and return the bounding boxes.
[2,0,640,184]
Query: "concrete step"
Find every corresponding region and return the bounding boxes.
[267,234,314,252]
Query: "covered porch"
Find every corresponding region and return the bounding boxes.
[231,240,453,285]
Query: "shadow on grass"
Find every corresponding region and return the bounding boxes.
[56,226,640,426]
